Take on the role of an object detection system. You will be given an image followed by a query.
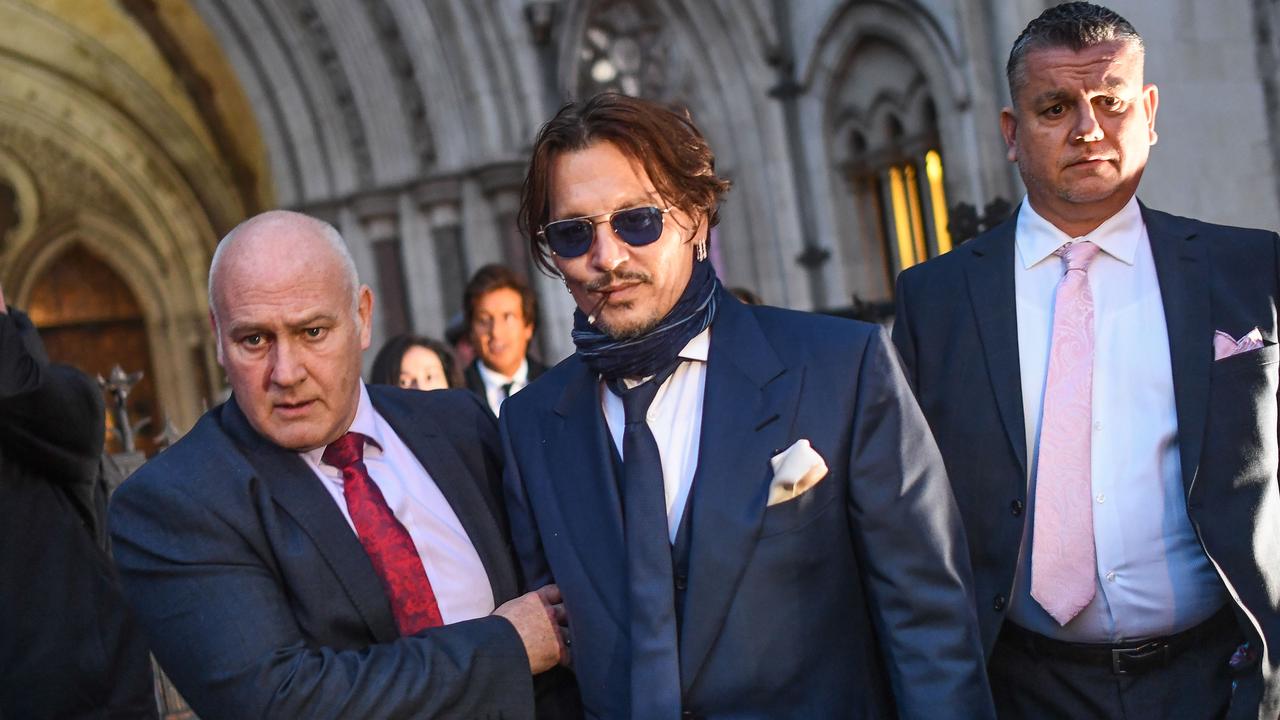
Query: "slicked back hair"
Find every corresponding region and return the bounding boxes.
[1006,2,1144,105]
[463,263,539,332]
[518,92,732,275]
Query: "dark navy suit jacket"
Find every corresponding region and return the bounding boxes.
[893,204,1280,719]
[502,290,994,719]
[110,387,536,719]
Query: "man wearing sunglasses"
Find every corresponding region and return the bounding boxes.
[500,92,993,719]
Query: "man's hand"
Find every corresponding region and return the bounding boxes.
[493,584,570,673]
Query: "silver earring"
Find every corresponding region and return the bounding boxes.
[695,238,708,262]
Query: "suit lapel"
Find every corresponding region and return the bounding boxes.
[373,388,519,602]
[964,215,1029,480]
[551,357,629,628]
[221,398,399,644]
[1143,205,1211,497]
[679,292,802,690]
[464,362,485,397]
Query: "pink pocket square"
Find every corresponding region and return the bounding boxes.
[1213,328,1264,361]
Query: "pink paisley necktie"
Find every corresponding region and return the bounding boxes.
[1031,240,1101,626]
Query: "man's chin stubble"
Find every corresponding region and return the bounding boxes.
[596,304,662,341]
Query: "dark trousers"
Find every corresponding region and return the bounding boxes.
[989,617,1240,720]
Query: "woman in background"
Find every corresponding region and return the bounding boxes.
[369,334,462,391]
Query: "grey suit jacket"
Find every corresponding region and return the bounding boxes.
[110,386,535,719]
[893,203,1280,719]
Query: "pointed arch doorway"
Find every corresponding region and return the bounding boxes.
[25,244,174,457]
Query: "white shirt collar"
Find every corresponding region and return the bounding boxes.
[616,328,711,388]
[303,383,385,469]
[1015,195,1143,270]
[679,327,711,362]
[476,357,529,388]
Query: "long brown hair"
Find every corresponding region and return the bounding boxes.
[518,92,732,275]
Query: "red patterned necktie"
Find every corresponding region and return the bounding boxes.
[323,432,444,635]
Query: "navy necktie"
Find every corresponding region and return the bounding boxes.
[608,362,684,719]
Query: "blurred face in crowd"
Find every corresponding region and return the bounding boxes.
[471,287,533,377]
[398,344,449,391]
[547,140,704,340]
[211,211,373,451]
[1001,39,1158,236]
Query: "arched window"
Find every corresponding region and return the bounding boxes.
[576,0,670,98]
[871,103,952,275]
[830,39,954,296]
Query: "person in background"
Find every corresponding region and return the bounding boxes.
[463,264,547,416]
[0,280,157,719]
[445,313,477,370]
[370,333,462,391]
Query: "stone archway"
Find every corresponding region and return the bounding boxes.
[27,245,163,456]
[0,0,269,432]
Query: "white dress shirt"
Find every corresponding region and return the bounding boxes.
[602,329,710,543]
[1008,197,1226,642]
[301,384,496,624]
[477,358,530,417]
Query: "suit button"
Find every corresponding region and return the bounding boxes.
[1010,499,1024,516]
[993,594,1006,611]
[674,574,688,591]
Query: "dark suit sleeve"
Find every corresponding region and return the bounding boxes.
[0,308,104,486]
[846,329,995,719]
[109,466,534,720]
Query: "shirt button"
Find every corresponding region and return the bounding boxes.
[1094,421,1102,431]
[1096,493,1106,504]
[993,594,1007,611]
[647,411,657,422]
[1010,499,1025,517]
[1106,571,1117,583]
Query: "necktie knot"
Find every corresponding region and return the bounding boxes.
[322,431,367,470]
[614,380,663,424]
[1056,240,1101,273]
[607,361,682,425]
[321,429,442,635]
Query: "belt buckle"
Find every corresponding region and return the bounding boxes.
[1111,640,1169,675]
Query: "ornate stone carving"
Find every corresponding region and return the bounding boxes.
[286,0,375,186]
[364,0,435,170]
[577,0,675,99]
[98,364,149,455]
[0,123,139,229]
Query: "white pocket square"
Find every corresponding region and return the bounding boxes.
[767,439,828,507]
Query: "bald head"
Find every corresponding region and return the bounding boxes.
[207,209,376,451]
[209,210,359,328]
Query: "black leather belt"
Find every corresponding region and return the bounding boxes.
[999,605,1237,675]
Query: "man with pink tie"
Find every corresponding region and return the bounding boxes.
[893,3,1280,718]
